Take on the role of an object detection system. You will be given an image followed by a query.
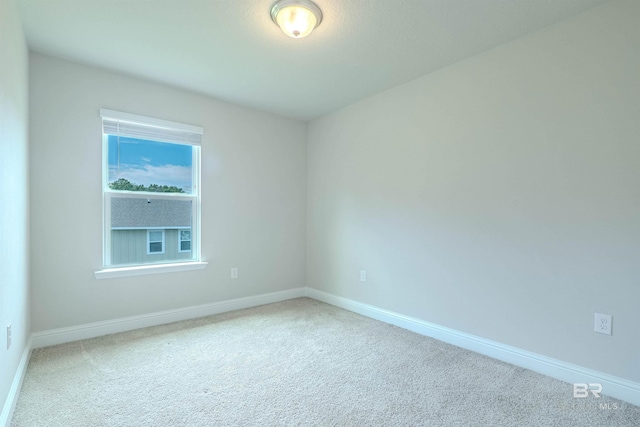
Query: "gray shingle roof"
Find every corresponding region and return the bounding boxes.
[111,198,191,228]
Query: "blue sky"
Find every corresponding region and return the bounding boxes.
[108,136,193,192]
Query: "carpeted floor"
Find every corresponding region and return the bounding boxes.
[11,298,640,426]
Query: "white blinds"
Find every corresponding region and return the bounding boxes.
[100,109,203,146]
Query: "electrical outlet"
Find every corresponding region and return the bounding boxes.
[231,267,238,279]
[360,270,366,282]
[594,313,612,335]
[6,324,11,350]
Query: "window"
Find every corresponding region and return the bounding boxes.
[101,109,202,269]
[148,230,165,254]
[179,229,191,252]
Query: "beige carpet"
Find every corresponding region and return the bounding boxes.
[11,298,640,426]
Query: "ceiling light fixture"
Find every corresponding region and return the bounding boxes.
[270,0,322,39]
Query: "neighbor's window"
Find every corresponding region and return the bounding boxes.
[179,229,191,252]
[147,230,165,254]
[101,109,202,268]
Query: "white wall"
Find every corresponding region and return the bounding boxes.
[0,0,30,415]
[29,54,307,332]
[307,0,640,383]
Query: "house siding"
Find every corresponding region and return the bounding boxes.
[111,229,192,265]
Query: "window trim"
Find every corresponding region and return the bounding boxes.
[98,109,203,275]
[147,229,165,255]
[95,261,208,279]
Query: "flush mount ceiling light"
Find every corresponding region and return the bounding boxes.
[270,0,323,39]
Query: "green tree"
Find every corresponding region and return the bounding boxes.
[109,178,185,193]
[109,178,137,191]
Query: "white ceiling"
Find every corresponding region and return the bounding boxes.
[18,0,607,121]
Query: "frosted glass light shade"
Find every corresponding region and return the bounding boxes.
[271,0,322,38]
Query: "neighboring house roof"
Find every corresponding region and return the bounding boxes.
[111,198,191,228]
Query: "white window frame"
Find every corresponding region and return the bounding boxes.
[178,229,191,253]
[96,109,207,279]
[147,229,165,255]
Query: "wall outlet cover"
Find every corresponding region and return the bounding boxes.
[594,313,612,335]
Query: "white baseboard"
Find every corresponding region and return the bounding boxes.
[32,287,306,348]
[19,286,640,411]
[305,287,640,408]
[0,337,32,427]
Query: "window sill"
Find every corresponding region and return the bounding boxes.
[95,261,208,280]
